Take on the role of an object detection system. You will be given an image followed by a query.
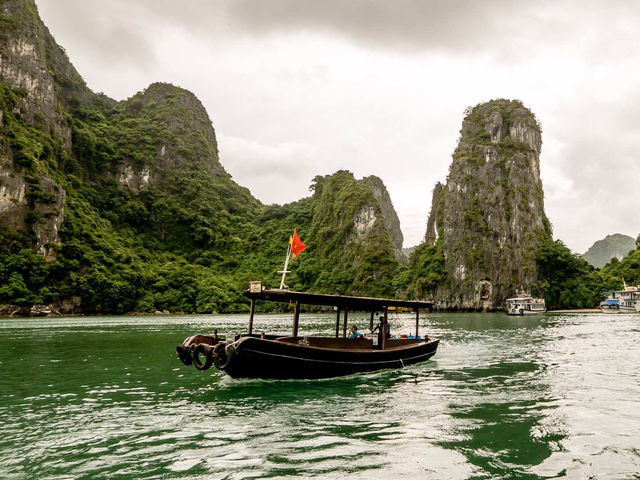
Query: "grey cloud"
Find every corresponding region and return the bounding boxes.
[544,90,640,250]
[127,0,635,58]
[37,0,159,69]
[227,0,528,53]
[38,0,640,60]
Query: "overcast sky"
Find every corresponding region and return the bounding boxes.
[36,0,640,252]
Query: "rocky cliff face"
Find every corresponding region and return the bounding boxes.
[0,0,90,147]
[362,175,403,258]
[0,0,241,259]
[423,99,551,310]
[0,0,93,258]
[306,171,401,296]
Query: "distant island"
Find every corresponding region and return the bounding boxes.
[1,0,639,315]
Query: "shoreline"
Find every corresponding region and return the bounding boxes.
[0,307,608,318]
[547,308,601,313]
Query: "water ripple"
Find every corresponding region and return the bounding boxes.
[1,313,639,478]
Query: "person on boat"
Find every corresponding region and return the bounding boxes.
[372,316,391,338]
[349,325,363,339]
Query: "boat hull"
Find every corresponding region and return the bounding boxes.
[619,306,640,313]
[506,309,546,316]
[221,337,439,379]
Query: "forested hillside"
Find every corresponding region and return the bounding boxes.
[0,0,403,315]
[532,236,640,309]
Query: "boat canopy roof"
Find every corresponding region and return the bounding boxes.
[244,289,434,311]
[603,299,619,305]
[506,296,532,302]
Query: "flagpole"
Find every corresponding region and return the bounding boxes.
[278,243,292,290]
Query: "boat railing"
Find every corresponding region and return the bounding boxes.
[234,333,282,341]
[270,336,420,350]
[385,338,420,348]
[275,336,375,349]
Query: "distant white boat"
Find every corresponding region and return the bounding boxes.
[602,280,640,313]
[600,298,621,314]
[505,292,546,315]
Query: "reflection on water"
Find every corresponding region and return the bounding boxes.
[1,312,639,478]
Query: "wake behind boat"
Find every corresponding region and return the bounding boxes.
[176,284,439,380]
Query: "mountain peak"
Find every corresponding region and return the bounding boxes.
[583,233,636,268]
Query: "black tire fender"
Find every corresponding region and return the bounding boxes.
[221,343,236,369]
[176,345,193,366]
[213,342,236,370]
[192,344,214,371]
[212,342,228,370]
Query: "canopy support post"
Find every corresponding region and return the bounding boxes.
[415,309,419,339]
[369,311,374,332]
[343,308,348,338]
[248,299,255,334]
[335,308,340,338]
[381,307,388,350]
[292,300,300,337]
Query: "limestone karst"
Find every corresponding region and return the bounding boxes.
[421,99,552,310]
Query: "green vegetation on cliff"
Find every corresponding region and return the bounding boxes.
[399,240,446,299]
[1,70,402,314]
[597,236,640,290]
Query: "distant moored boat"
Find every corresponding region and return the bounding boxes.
[601,280,640,313]
[505,291,546,315]
[600,298,621,314]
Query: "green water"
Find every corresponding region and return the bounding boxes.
[1,312,639,479]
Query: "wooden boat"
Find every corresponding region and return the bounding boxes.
[176,285,438,379]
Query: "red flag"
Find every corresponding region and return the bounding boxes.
[290,228,307,258]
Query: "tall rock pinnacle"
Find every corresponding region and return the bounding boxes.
[425,99,551,310]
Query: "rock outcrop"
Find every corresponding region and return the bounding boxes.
[306,171,402,296]
[0,0,92,259]
[423,99,551,310]
[113,82,227,190]
[0,0,90,148]
[363,175,403,258]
